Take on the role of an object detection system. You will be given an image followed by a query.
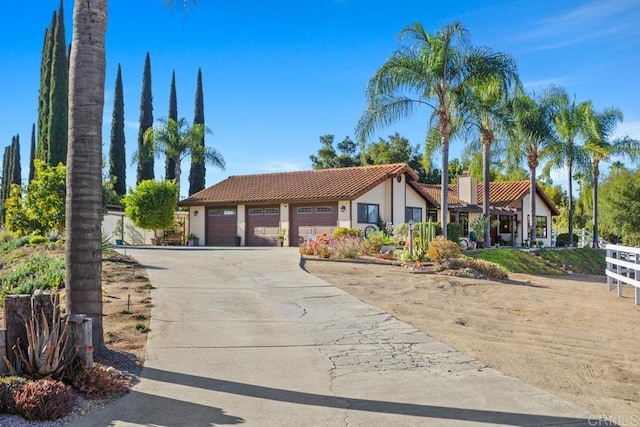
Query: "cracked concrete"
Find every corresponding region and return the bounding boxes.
[72,247,599,427]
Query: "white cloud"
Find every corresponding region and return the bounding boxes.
[515,0,640,51]
[258,160,306,173]
[613,121,640,140]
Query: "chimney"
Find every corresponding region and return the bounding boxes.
[457,171,477,205]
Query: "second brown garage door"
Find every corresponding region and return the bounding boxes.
[246,206,280,246]
[290,203,338,244]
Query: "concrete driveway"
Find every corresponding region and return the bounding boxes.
[71,247,597,426]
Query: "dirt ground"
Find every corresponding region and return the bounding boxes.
[303,258,640,423]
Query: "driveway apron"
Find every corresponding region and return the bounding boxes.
[71,247,596,426]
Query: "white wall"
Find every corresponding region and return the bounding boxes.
[189,206,206,246]
[352,179,391,233]
[237,205,246,246]
[280,203,290,247]
[405,185,427,222]
[102,211,153,245]
[392,174,406,225]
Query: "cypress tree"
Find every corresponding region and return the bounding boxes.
[29,124,36,182]
[47,0,68,166]
[0,145,10,225]
[11,135,21,187]
[165,71,178,180]
[188,68,206,195]
[137,53,155,184]
[109,64,127,196]
[36,13,55,162]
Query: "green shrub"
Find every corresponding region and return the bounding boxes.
[0,231,15,243]
[0,376,30,414]
[13,378,75,420]
[29,235,48,245]
[446,222,462,243]
[363,231,392,255]
[556,233,578,247]
[0,236,30,254]
[333,227,362,240]
[435,257,508,279]
[427,236,461,262]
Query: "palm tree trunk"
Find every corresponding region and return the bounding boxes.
[592,160,599,248]
[174,155,181,203]
[482,140,491,246]
[65,0,107,353]
[440,134,449,238]
[529,166,537,244]
[567,160,574,247]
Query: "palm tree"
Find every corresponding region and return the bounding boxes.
[144,117,225,200]
[583,107,639,247]
[460,72,519,245]
[356,21,516,237]
[544,88,592,247]
[66,0,108,352]
[66,0,196,355]
[506,90,556,243]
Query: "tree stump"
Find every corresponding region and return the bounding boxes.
[4,295,31,370]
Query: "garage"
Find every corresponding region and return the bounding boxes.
[246,206,280,246]
[206,207,238,246]
[290,203,338,244]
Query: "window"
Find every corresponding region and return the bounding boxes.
[499,215,512,233]
[297,207,312,214]
[357,203,379,224]
[405,207,422,223]
[316,206,332,213]
[265,208,279,215]
[536,216,547,238]
[527,215,548,238]
[426,209,438,222]
[248,208,263,215]
[209,208,236,216]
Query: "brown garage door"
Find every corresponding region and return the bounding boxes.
[291,203,338,244]
[246,206,280,246]
[206,207,237,246]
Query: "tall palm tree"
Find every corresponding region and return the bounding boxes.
[460,72,519,245]
[66,0,108,352]
[145,117,225,200]
[583,107,639,247]
[544,88,592,247]
[66,0,196,355]
[506,90,556,243]
[356,21,516,237]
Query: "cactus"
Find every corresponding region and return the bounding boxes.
[413,220,437,261]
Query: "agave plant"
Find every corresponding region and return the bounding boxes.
[5,297,78,380]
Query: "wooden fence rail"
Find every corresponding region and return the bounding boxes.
[605,244,640,305]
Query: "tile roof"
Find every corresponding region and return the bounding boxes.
[179,163,419,206]
[447,181,560,215]
[416,184,471,209]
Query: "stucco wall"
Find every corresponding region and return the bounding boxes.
[352,179,390,233]
[405,185,426,222]
[189,206,206,245]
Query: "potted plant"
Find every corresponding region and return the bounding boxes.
[470,216,490,248]
[276,228,287,247]
[187,233,199,246]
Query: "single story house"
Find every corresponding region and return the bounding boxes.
[178,163,559,247]
[417,173,560,247]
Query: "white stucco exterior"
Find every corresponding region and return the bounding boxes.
[189,206,206,246]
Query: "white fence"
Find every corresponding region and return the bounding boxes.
[605,244,640,305]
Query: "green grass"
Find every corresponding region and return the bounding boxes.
[469,249,564,274]
[469,247,606,275]
[537,248,606,275]
[0,253,65,297]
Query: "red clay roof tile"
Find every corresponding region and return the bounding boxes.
[179,163,417,206]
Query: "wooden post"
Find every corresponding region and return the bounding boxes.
[32,290,56,325]
[4,295,32,370]
[0,330,7,376]
[66,314,93,368]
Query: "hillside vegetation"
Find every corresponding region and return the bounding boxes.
[469,248,605,275]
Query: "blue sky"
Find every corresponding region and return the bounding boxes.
[1,0,639,198]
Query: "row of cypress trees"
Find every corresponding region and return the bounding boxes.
[0,136,22,224]
[37,0,68,167]
[110,53,208,197]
